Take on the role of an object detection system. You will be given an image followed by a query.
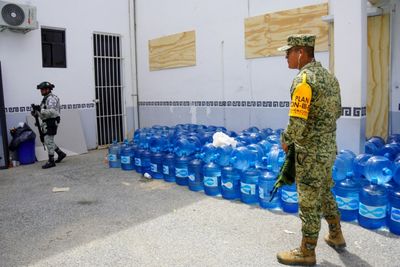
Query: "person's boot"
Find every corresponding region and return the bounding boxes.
[277,237,317,266]
[55,148,66,163]
[42,155,56,169]
[324,216,346,249]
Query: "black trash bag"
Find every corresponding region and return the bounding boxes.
[8,123,37,151]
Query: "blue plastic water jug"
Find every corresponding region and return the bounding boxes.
[388,188,400,235]
[258,140,274,155]
[332,150,356,181]
[140,149,151,175]
[266,134,280,144]
[174,136,201,157]
[134,147,144,173]
[235,133,252,146]
[353,153,372,182]
[358,184,388,229]
[247,144,266,169]
[215,145,233,167]
[199,143,217,163]
[150,152,164,179]
[240,168,260,204]
[175,155,191,186]
[108,140,121,168]
[378,143,400,161]
[221,166,241,200]
[365,136,385,155]
[230,146,253,171]
[334,174,361,221]
[121,141,135,171]
[281,183,298,213]
[162,153,175,182]
[393,161,400,186]
[387,134,400,144]
[203,162,221,196]
[149,134,169,153]
[188,159,204,192]
[364,156,393,185]
[258,165,280,209]
[261,127,274,136]
[266,145,286,173]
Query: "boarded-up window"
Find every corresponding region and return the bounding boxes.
[149,30,196,71]
[245,3,329,59]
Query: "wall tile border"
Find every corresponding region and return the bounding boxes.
[5,103,95,113]
[138,101,367,117]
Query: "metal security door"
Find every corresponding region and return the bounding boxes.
[93,33,124,146]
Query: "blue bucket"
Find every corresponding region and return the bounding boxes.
[17,139,36,165]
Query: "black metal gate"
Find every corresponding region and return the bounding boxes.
[93,33,124,146]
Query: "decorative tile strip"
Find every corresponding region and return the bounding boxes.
[5,103,95,113]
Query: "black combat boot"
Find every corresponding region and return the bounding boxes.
[55,148,66,163]
[42,155,56,169]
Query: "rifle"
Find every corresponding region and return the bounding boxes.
[31,104,46,150]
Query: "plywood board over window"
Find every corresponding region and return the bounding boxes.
[245,3,329,59]
[366,14,390,140]
[149,30,196,71]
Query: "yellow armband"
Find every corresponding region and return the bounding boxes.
[289,73,312,120]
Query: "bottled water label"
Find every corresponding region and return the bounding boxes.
[282,189,298,203]
[163,165,169,175]
[336,195,359,210]
[176,167,188,178]
[391,207,400,223]
[259,187,270,199]
[150,163,157,173]
[204,176,218,187]
[135,158,142,166]
[241,182,256,195]
[222,180,233,189]
[121,156,130,164]
[188,174,195,182]
[359,203,386,219]
[109,154,117,162]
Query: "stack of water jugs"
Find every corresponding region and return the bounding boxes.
[107,125,400,235]
[333,135,400,235]
[107,124,298,212]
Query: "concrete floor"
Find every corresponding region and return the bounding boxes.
[0,149,399,267]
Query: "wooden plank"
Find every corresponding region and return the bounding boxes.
[149,30,196,71]
[245,3,329,59]
[366,14,390,140]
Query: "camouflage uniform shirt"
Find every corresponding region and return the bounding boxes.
[281,60,341,156]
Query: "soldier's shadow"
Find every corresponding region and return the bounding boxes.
[319,248,373,267]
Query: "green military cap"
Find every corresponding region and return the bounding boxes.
[277,34,316,52]
[36,81,55,90]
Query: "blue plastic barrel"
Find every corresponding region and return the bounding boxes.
[358,184,388,229]
[281,183,299,213]
[240,168,260,204]
[203,162,221,196]
[221,166,241,200]
[18,139,36,165]
[388,188,400,235]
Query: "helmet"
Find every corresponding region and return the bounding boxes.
[36,81,55,90]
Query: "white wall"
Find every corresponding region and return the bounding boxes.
[135,0,329,103]
[0,0,136,148]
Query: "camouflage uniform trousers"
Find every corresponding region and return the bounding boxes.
[42,122,59,157]
[295,150,340,239]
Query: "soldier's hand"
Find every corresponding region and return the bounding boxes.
[281,142,288,154]
[33,105,41,112]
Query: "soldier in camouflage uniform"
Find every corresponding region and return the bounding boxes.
[276,34,346,266]
[31,82,66,169]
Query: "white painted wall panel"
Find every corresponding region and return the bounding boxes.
[0,0,134,108]
[136,0,328,102]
